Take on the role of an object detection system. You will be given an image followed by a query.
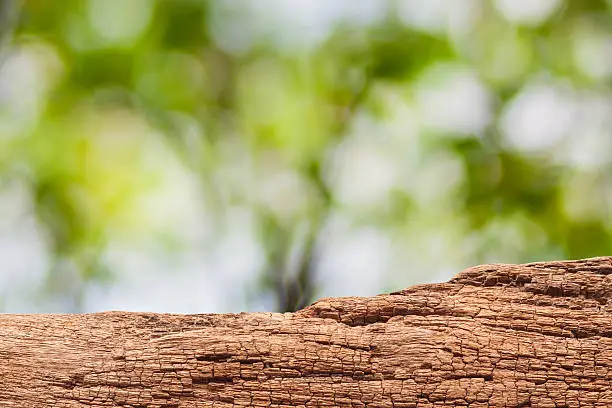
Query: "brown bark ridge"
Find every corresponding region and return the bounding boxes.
[2,257,612,407]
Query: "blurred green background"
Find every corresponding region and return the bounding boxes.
[1,0,611,313]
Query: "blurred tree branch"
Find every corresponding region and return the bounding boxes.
[266,73,374,312]
[0,0,21,64]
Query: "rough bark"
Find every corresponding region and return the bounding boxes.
[2,257,612,407]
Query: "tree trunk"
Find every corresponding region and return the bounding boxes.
[2,257,612,407]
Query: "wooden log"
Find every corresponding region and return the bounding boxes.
[2,257,612,407]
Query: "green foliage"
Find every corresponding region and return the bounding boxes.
[2,0,612,312]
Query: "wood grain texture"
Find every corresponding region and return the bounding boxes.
[2,257,612,407]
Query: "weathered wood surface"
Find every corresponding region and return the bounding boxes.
[2,257,612,407]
